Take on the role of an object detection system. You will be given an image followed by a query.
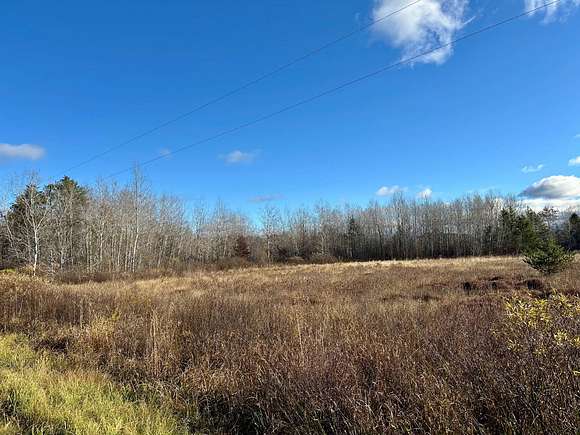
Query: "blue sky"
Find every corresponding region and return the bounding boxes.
[1,0,579,214]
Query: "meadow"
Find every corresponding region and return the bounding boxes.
[0,257,578,434]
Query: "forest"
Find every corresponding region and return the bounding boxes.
[1,171,579,275]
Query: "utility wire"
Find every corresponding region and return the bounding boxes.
[60,0,424,176]
[102,0,561,181]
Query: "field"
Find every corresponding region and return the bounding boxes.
[0,257,579,434]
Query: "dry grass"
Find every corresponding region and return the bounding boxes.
[0,257,579,434]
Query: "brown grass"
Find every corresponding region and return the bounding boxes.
[0,257,579,434]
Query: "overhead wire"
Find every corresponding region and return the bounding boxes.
[102,0,562,180]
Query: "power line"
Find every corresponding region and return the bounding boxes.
[103,0,561,181]
[60,0,424,176]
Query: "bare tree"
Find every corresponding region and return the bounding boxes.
[1,173,49,274]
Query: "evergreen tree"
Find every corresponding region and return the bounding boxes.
[234,235,251,259]
[524,238,574,276]
[568,213,580,251]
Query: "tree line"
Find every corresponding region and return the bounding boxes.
[1,171,578,275]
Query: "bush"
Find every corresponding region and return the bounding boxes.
[286,256,305,265]
[213,257,252,271]
[55,270,117,284]
[524,238,575,276]
[309,253,338,264]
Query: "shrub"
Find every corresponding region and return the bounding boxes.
[503,293,579,372]
[309,253,338,264]
[233,235,251,260]
[524,238,575,276]
[213,256,251,271]
[287,256,305,265]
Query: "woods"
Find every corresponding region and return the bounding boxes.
[1,171,578,275]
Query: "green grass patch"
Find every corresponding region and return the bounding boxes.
[0,335,186,434]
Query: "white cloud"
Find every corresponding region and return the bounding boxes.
[525,0,580,22]
[221,150,256,164]
[372,0,470,65]
[521,175,580,199]
[0,143,45,161]
[377,185,407,196]
[417,187,433,199]
[569,156,580,166]
[522,197,580,211]
[521,163,545,173]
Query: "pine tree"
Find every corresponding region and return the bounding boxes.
[524,238,574,276]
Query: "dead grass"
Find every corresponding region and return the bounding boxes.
[0,256,578,433]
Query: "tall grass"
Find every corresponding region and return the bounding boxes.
[0,335,186,434]
[0,257,578,433]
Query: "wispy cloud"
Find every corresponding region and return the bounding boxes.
[417,187,433,199]
[372,0,470,65]
[220,150,257,165]
[525,0,580,22]
[249,194,284,204]
[0,143,45,161]
[159,148,172,158]
[521,163,544,173]
[376,185,407,197]
[569,156,580,166]
[521,175,580,199]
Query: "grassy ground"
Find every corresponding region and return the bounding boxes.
[0,257,578,433]
[0,335,186,434]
